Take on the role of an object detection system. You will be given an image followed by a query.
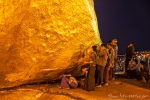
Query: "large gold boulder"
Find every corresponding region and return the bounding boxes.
[0,0,101,88]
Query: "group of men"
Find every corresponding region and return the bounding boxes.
[59,40,149,91]
[95,39,118,87]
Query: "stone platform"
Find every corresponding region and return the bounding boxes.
[0,75,150,100]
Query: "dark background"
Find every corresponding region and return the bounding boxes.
[94,0,150,55]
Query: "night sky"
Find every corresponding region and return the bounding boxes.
[94,0,150,54]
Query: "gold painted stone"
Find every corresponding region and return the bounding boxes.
[0,0,101,88]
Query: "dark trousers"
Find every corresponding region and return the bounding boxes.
[127,70,136,78]
[112,67,116,78]
[104,67,110,83]
[96,65,105,85]
[125,58,131,73]
[109,68,113,80]
[112,59,117,78]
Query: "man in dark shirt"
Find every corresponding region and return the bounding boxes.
[125,43,134,74]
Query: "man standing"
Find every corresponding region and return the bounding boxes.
[103,43,114,85]
[125,43,135,74]
[96,44,108,87]
[111,39,118,80]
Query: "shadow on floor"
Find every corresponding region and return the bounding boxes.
[115,74,150,90]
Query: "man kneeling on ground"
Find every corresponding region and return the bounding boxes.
[136,61,149,82]
[59,73,78,89]
[127,59,140,79]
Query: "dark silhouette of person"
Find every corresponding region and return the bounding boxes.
[125,42,135,74]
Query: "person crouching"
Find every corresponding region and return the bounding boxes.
[136,61,149,82]
[59,73,78,89]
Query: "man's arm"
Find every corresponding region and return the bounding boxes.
[97,50,105,57]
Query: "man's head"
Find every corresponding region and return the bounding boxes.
[130,59,138,65]
[87,48,92,55]
[111,39,117,45]
[129,42,134,47]
[146,53,150,58]
[100,43,107,50]
[107,43,113,49]
[140,61,145,68]
[92,45,97,52]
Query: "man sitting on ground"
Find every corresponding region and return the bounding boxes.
[136,61,149,82]
[127,59,140,79]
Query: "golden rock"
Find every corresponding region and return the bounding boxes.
[0,0,101,88]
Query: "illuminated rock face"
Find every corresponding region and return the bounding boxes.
[0,0,101,88]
